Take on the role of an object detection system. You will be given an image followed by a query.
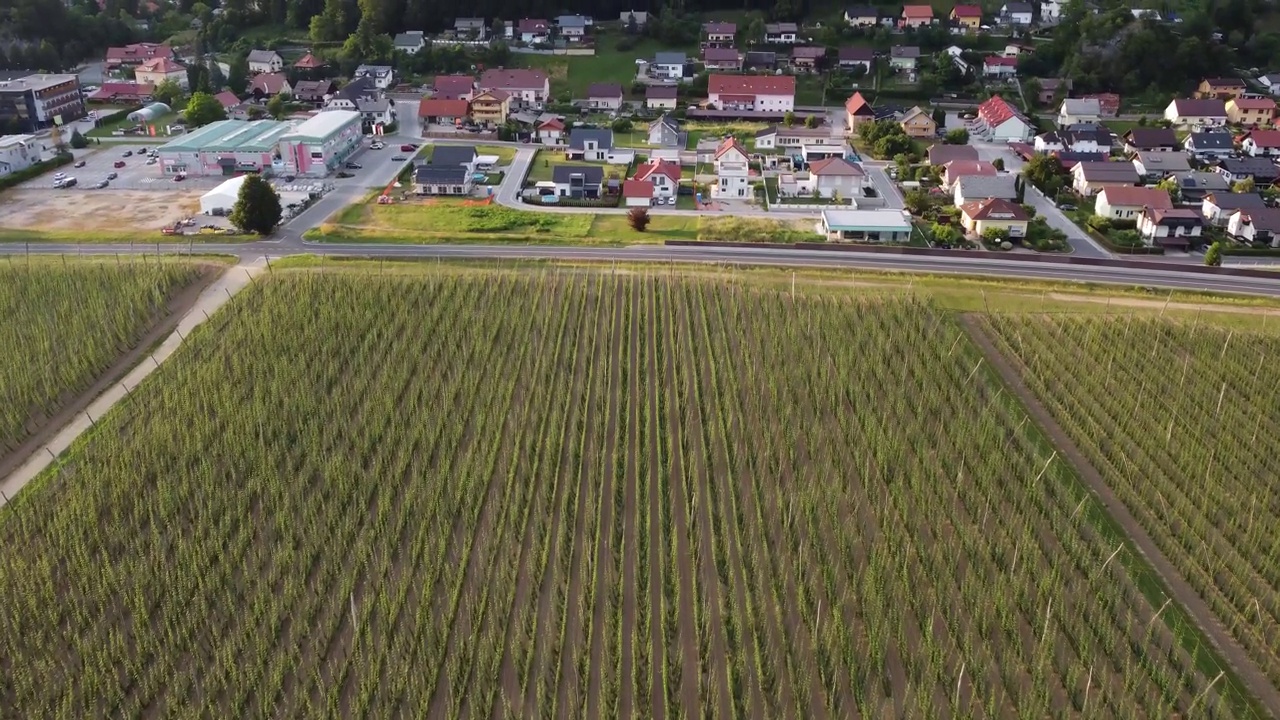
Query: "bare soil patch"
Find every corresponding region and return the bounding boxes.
[0,189,200,231]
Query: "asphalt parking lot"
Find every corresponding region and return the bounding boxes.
[40,147,221,192]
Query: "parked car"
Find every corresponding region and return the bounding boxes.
[345,162,362,169]
[107,172,117,180]
[113,160,126,168]
[146,157,157,165]
[400,143,417,151]
[391,156,406,162]
[53,172,67,181]
[95,180,109,189]
[122,150,132,157]
[73,160,86,168]
[173,173,186,182]
[59,177,77,188]
[370,142,385,149]
[137,147,147,153]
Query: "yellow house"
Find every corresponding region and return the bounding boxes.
[950,5,982,30]
[960,198,1029,238]
[1226,97,1276,127]
[899,106,937,138]
[469,89,510,126]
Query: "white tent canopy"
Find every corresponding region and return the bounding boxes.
[128,102,172,122]
[200,174,247,214]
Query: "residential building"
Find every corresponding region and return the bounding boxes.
[953,174,1018,204]
[791,47,827,73]
[414,165,473,195]
[646,86,678,110]
[1051,151,1108,169]
[1137,207,1201,248]
[1202,191,1266,225]
[453,18,488,39]
[983,56,1018,78]
[293,53,327,74]
[974,95,1033,141]
[518,18,551,43]
[0,134,43,176]
[1041,0,1063,23]
[1183,131,1234,160]
[1217,157,1280,184]
[1058,98,1101,126]
[703,22,736,46]
[155,119,293,176]
[1226,97,1276,127]
[356,98,395,126]
[713,137,751,198]
[479,69,550,108]
[899,106,936,138]
[647,114,683,147]
[213,90,242,112]
[1195,78,1247,100]
[844,91,875,132]
[999,2,1033,25]
[432,75,475,101]
[1093,186,1172,220]
[277,110,363,177]
[950,5,982,31]
[844,6,880,27]
[1071,161,1139,194]
[1123,128,1180,154]
[889,46,921,72]
[551,164,605,198]
[1241,130,1280,157]
[325,77,376,111]
[0,74,84,131]
[586,83,624,110]
[105,43,173,69]
[1258,73,1280,96]
[1132,150,1191,180]
[622,179,655,206]
[765,22,799,44]
[960,198,1029,238]
[247,72,291,100]
[429,145,479,174]
[556,15,590,42]
[1082,92,1121,117]
[135,57,187,90]
[293,80,337,107]
[86,81,153,104]
[619,10,648,26]
[393,31,427,54]
[536,115,565,144]
[1037,78,1069,105]
[707,75,795,113]
[634,158,682,198]
[809,157,866,198]
[703,47,743,71]
[1034,128,1109,154]
[837,47,874,73]
[1164,98,1227,129]
[567,128,613,161]
[1170,171,1228,203]
[754,125,840,150]
[745,51,778,71]
[247,50,284,74]
[1227,207,1280,246]
[943,160,997,188]
[900,5,935,27]
[651,52,687,81]
[929,144,979,166]
[469,90,510,125]
[354,65,395,90]
[820,209,913,242]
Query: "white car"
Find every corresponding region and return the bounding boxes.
[53,172,67,181]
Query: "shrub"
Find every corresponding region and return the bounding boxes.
[1204,241,1223,266]
[627,207,651,231]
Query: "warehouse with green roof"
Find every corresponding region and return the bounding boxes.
[157,119,294,177]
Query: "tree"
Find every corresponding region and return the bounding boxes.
[931,107,946,127]
[1014,175,1026,204]
[1022,154,1066,192]
[611,117,633,133]
[743,17,765,45]
[1156,176,1180,202]
[943,128,969,145]
[184,91,227,127]
[1233,177,1256,193]
[627,207,651,232]
[266,94,286,119]
[804,114,819,129]
[227,54,249,95]
[309,0,345,43]
[1204,241,1223,266]
[782,110,795,127]
[229,174,282,235]
[152,78,184,106]
[981,226,1006,244]
[992,157,1005,171]
[69,128,88,149]
[903,188,931,215]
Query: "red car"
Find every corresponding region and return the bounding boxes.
[113,160,126,168]
[400,143,417,152]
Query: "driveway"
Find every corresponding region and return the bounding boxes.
[865,166,905,209]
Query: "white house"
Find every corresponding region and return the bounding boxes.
[1242,130,1280,157]
[982,56,1018,78]
[1183,131,1235,160]
[556,15,590,42]
[809,157,866,198]
[1033,128,1108,154]
[647,114,683,147]
[1040,0,1063,23]
[706,74,795,112]
[1164,98,1227,129]
[518,18,551,43]
[1258,73,1280,97]
[634,159,681,198]
[1094,186,1172,220]
[586,83,624,111]
[844,6,880,26]
[393,31,427,54]
[246,49,283,74]
[1131,150,1191,180]
[535,115,565,145]
[479,69,550,108]
[1227,207,1280,246]
[1137,206,1202,248]
[764,22,799,44]
[1057,98,1101,126]
[354,65,395,90]
[651,52,687,81]
[356,98,395,126]
[713,137,752,198]
[1201,191,1266,225]
[1000,2,1033,25]
[567,128,613,162]
[974,95,1033,141]
[0,134,43,177]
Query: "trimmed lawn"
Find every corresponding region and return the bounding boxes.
[88,111,179,138]
[589,214,700,241]
[314,198,598,242]
[474,144,517,164]
[513,30,696,99]
[524,150,629,184]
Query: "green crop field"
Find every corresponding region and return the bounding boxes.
[983,313,1280,693]
[0,269,1254,718]
[0,260,207,459]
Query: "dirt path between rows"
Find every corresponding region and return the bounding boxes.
[0,259,268,507]
[960,314,1280,719]
[1046,292,1280,317]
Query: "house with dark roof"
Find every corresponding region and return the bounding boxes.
[414,164,473,195]
[429,145,479,171]
[1132,150,1191,180]
[1217,157,1280,184]
[247,50,283,74]
[1071,161,1139,194]
[293,80,337,107]
[837,47,874,73]
[889,46,921,71]
[1169,171,1228,203]
[744,51,778,71]
[567,128,614,161]
[646,85,678,110]
[517,18,551,43]
[647,114,684,147]
[1138,207,1202,248]
[999,2,1033,25]
[953,174,1017,204]
[354,65,395,90]
[247,72,291,99]
[393,31,427,54]
[431,75,476,101]
[1227,207,1280,246]
[1183,131,1234,160]
[1123,128,1180,154]
[1034,127,1111,154]
[790,47,827,73]
[586,83,624,110]
[928,143,980,166]
[765,22,799,44]
[550,164,605,198]
[960,198,1029,238]
[703,21,737,46]
[1094,186,1172,220]
[651,52,687,81]
[1202,191,1266,225]
[844,5,880,26]
[1164,98,1227,129]
[703,47,743,71]
[326,77,377,111]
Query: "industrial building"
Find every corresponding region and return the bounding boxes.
[156,119,294,177]
[0,134,45,177]
[276,110,363,177]
[0,73,85,132]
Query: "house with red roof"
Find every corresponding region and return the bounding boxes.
[431,75,476,101]
[844,91,875,132]
[87,81,155,103]
[943,160,998,188]
[134,57,187,89]
[1226,97,1276,127]
[707,74,795,113]
[479,69,550,108]
[634,159,682,199]
[1082,93,1120,117]
[809,157,867,198]
[974,95,1033,141]
[703,47,743,71]
[418,98,471,125]
[248,72,291,99]
[536,115,566,144]
[901,5,936,27]
[104,43,172,69]
[293,53,327,72]
[622,179,655,207]
[982,56,1018,78]
[1164,98,1228,130]
[1242,129,1280,157]
[212,90,242,111]
[517,18,551,43]
[950,5,983,30]
[713,137,752,198]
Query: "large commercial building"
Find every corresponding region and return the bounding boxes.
[276,110,363,177]
[0,73,85,132]
[156,119,294,177]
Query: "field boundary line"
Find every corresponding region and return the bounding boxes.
[960,314,1280,719]
[0,257,270,508]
